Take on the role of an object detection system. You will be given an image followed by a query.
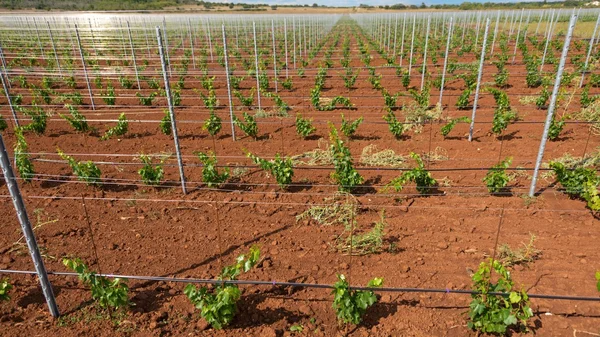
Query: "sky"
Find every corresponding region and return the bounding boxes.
[224,0,546,6]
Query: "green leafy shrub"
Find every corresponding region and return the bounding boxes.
[196,151,230,188]
[138,154,164,186]
[483,157,512,193]
[136,92,156,106]
[468,259,533,334]
[119,76,134,89]
[329,125,363,192]
[160,109,172,135]
[340,114,363,138]
[0,115,7,131]
[0,278,11,302]
[382,110,408,139]
[247,152,294,189]
[58,149,102,186]
[332,274,383,325]
[456,88,472,110]
[536,87,550,109]
[408,85,430,108]
[386,152,436,194]
[204,111,222,137]
[295,114,316,138]
[101,113,128,141]
[281,77,293,90]
[14,128,34,182]
[60,104,89,132]
[233,112,258,139]
[21,106,48,135]
[549,161,600,211]
[63,258,129,310]
[184,247,260,330]
[548,115,569,141]
[234,89,254,107]
[441,117,470,137]
[100,84,116,106]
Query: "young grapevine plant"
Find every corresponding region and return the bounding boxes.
[196,151,230,188]
[441,117,470,138]
[382,110,408,139]
[138,154,165,186]
[468,259,533,334]
[483,157,512,193]
[63,258,130,310]
[549,162,600,211]
[184,247,260,330]
[58,149,102,186]
[332,274,383,325]
[0,278,11,302]
[295,114,316,138]
[386,153,436,194]
[247,152,294,189]
[14,128,34,182]
[204,111,222,137]
[160,109,172,135]
[233,112,258,139]
[60,104,89,132]
[329,125,363,192]
[101,113,128,141]
[340,114,363,138]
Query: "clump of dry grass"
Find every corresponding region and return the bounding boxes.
[360,145,406,167]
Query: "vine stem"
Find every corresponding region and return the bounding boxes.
[82,195,112,317]
[488,206,505,291]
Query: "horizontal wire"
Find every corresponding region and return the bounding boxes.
[1,269,600,302]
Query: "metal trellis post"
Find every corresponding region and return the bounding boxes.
[0,133,59,317]
[529,15,577,197]
[468,18,491,142]
[156,27,187,195]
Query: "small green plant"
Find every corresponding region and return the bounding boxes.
[596,272,600,292]
[549,161,600,211]
[536,86,550,109]
[21,106,48,135]
[343,68,359,89]
[382,110,408,139]
[247,152,294,189]
[295,114,316,138]
[138,154,165,186]
[119,76,133,89]
[60,104,89,132]
[184,247,260,330]
[0,115,7,131]
[101,113,128,141]
[441,117,470,137]
[234,89,254,107]
[204,111,222,137]
[233,112,258,139]
[329,124,363,192]
[136,92,156,106]
[159,109,172,135]
[281,77,293,90]
[483,157,512,193]
[456,88,472,110]
[63,258,129,310]
[58,149,102,186]
[548,114,569,141]
[492,109,518,135]
[0,278,11,302]
[332,274,383,325]
[382,89,399,111]
[100,84,116,106]
[401,69,411,89]
[468,259,533,334]
[14,128,34,182]
[196,151,230,188]
[408,85,430,108]
[386,152,436,194]
[340,114,363,138]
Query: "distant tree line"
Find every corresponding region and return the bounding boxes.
[377,0,590,10]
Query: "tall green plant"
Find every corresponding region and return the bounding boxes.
[329,124,363,192]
